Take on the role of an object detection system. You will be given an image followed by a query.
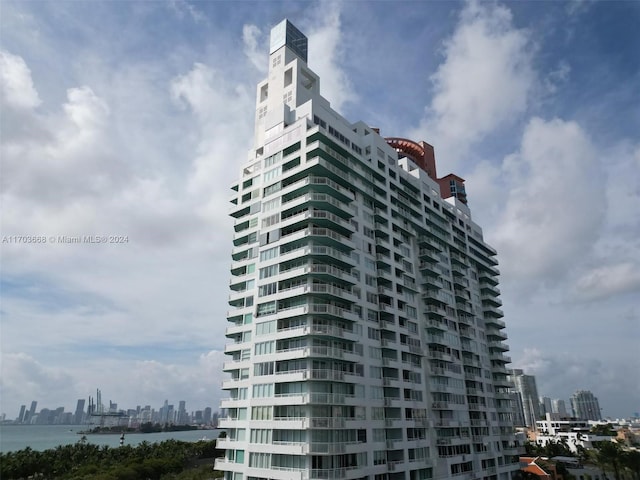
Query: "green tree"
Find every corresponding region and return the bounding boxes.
[595,441,623,480]
[0,438,220,480]
[591,424,616,437]
[621,450,640,480]
[542,439,573,458]
[524,441,543,456]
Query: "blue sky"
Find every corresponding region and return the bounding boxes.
[1,0,638,419]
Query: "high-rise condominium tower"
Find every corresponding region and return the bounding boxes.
[218,19,519,480]
[570,390,602,421]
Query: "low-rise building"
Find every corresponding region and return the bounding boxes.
[532,413,614,453]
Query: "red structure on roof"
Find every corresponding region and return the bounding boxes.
[385,136,467,205]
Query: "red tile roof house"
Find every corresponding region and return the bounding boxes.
[520,456,563,480]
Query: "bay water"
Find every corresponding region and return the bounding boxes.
[0,424,222,453]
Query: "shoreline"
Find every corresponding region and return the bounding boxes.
[1,424,222,453]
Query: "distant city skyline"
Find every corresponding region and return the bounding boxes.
[5,390,219,426]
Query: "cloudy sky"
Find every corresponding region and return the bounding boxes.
[1,1,638,419]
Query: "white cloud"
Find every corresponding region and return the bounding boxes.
[460,160,505,225]
[0,353,78,413]
[305,3,357,114]
[0,351,227,415]
[167,0,206,24]
[493,117,605,286]
[544,61,571,94]
[243,24,266,73]
[411,1,535,169]
[574,262,640,300]
[0,49,41,109]
[170,62,254,223]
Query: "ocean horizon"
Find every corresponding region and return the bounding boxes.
[0,424,222,453]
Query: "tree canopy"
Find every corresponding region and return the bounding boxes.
[0,438,224,480]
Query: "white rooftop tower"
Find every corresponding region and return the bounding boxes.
[217,19,521,480]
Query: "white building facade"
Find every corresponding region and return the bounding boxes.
[217,19,520,480]
[534,414,613,453]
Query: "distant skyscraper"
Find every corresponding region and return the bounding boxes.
[540,396,552,416]
[177,400,188,424]
[25,400,37,423]
[203,407,212,425]
[17,405,26,423]
[571,390,602,420]
[509,369,540,428]
[74,399,86,424]
[552,398,567,416]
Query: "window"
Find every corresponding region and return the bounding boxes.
[255,319,276,334]
[249,452,271,468]
[252,384,273,398]
[264,182,281,196]
[251,406,272,420]
[254,341,274,355]
[260,246,279,261]
[259,264,279,279]
[369,386,383,399]
[256,301,276,318]
[261,213,279,228]
[263,197,281,211]
[371,408,384,421]
[258,282,278,297]
[264,152,282,168]
[250,429,272,444]
[263,166,281,182]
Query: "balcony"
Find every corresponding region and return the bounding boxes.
[481,294,503,307]
[485,317,506,329]
[425,304,447,317]
[489,352,512,364]
[487,340,510,351]
[309,417,346,428]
